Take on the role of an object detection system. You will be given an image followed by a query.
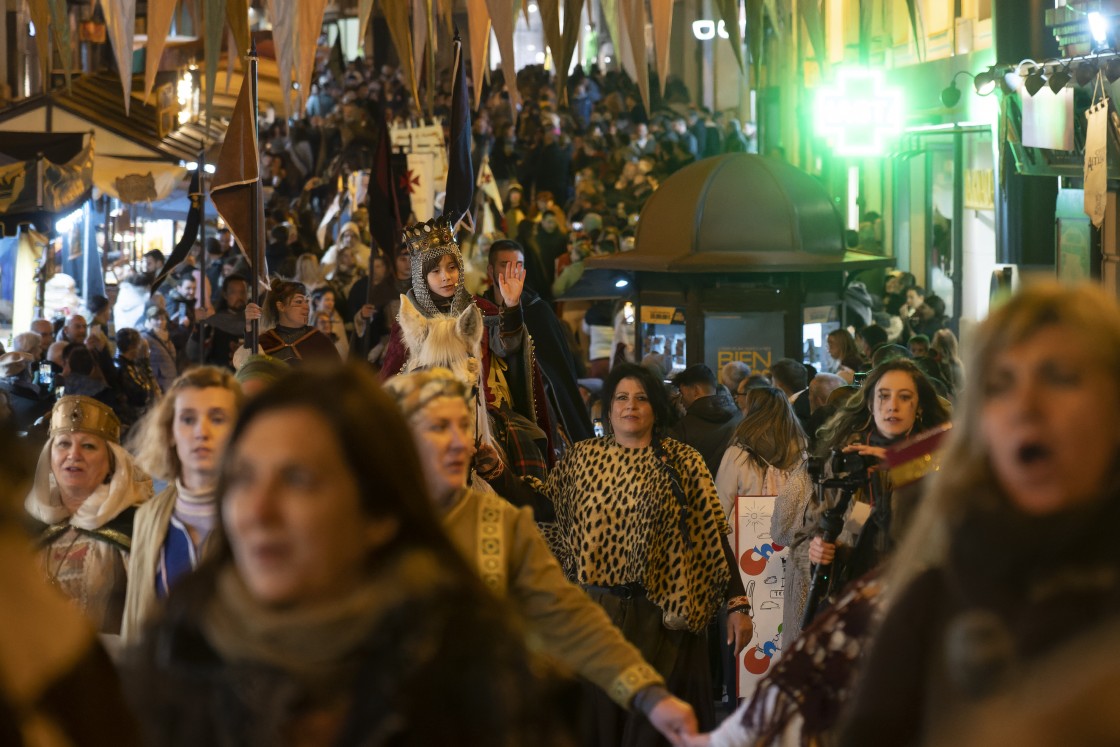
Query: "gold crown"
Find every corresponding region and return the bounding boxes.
[50,395,121,444]
[402,217,457,259]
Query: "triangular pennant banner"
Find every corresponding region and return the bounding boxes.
[713,0,744,72]
[442,36,474,226]
[295,0,330,113]
[47,0,72,90]
[799,0,827,74]
[100,0,137,114]
[211,71,269,290]
[152,170,202,293]
[600,0,622,79]
[904,0,926,62]
[412,0,428,110]
[267,0,296,117]
[619,0,648,116]
[649,0,672,95]
[226,0,251,65]
[203,0,226,124]
[26,0,50,91]
[484,0,521,111]
[467,0,491,111]
[359,0,375,50]
[747,0,763,86]
[143,0,177,102]
[556,0,584,99]
[539,0,563,89]
[384,0,421,111]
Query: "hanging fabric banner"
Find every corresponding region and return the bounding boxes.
[295,0,330,113]
[1084,76,1108,228]
[359,0,376,51]
[600,0,621,77]
[467,0,491,111]
[540,0,564,93]
[267,0,297,116]
[621,0,649,118]
[26,0,51,90]
[557,0,584,98]
[649,0,672,95]
[203,0,227,124]
[384,0,420,111]
[484,0,521,111]
[100,0,137,113]
[713,0,743,72]
[799,0,827,75]
[47,0,72,90]
[412,0,429,109]
[226,0,251,65]
[143,0,177,102]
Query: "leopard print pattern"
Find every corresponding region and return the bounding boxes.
[529,437,732,634]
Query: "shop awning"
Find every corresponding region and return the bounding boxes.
[586,154,894,274]
[0,74,226,164]
[0,139,94,235]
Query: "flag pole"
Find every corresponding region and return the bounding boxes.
[196,148,207,365]
[248,44,261,355]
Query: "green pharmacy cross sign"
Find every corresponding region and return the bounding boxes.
[815,68,903,157]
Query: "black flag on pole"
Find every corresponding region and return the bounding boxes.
[151,169,202,293]
[442,32,474,226]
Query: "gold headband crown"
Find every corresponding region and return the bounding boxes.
[402,217,457,260]
[50,395,121,444]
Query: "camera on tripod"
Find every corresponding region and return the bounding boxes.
[807,448,876,489]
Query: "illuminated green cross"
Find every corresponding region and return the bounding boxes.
[815,67,904,157]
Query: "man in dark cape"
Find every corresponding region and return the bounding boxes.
[484,239,593,445]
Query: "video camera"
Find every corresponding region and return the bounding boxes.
[807,448,876,491]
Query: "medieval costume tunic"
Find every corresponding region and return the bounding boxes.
[529,435,738,746]
[442,486,663,708]
[258,324,342,366]
[381,218,556,475]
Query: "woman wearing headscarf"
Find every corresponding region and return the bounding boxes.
[121,366,570,746]
[121,367,243,641]
[380,217,555,477]
[385,368,699,746]
[0,421,142,744]
[24,395,153,634]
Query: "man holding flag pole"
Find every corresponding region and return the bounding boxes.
[211,43,268,355]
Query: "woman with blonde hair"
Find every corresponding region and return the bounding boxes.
[839,283,1120,745]
[25,396,153,634]
[121,366,243,640]
[291,252,325,290]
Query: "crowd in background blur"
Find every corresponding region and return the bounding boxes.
[2,44,1119,747]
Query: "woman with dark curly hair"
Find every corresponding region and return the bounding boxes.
[523,362,752,747]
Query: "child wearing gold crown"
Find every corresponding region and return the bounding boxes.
[380,217,556,479]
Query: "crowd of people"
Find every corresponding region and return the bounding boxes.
[2,51,1120,747]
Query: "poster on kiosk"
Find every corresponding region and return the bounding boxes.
[735,495,787,699]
